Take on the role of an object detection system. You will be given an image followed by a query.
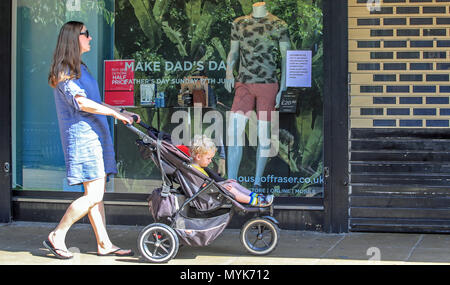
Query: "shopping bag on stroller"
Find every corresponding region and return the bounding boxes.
[147,187,179,225]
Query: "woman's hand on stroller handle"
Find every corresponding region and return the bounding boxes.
[115,112,133,125]
[131,114,141,124]
[131,115,151,130]
[131,115,139,124]
[121,114,140,126]
[114,108,141,126]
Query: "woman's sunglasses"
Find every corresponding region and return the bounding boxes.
[80,30,90,38]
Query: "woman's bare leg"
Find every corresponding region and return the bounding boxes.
[86,178,114,253]
[86,178,132,255]
[47,177,106,258]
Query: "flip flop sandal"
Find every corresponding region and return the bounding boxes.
[43,239,73,260]
[97,248,134,257]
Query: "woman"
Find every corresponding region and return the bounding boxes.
[44,21,139,259]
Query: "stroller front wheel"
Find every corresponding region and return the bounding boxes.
[240,217,280,255]
[137,223,179,263]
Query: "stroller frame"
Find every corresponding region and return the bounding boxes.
[126,119,280,263]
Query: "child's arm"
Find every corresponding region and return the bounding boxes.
[204,167,226,182]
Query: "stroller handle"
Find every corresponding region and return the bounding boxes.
[125,115,153,144]
[131,115,151,130]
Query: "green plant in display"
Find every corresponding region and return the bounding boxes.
[129,0,169,50]
[129,0,226,73]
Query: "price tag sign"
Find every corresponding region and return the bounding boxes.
[279,90,299,113]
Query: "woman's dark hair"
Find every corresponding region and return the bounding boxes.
[48,21,85,88]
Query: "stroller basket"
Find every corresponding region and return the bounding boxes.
[174,212,231,247]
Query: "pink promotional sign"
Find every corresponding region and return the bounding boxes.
[104,59,135,106]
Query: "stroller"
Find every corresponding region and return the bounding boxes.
[126,118,280,263]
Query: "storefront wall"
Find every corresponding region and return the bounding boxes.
[348,0,450,233]
[0,0,12,223]
[3,0,350,232]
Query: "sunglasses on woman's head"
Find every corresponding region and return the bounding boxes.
[80,30,90,38]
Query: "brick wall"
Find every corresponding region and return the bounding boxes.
[349,0,450,128]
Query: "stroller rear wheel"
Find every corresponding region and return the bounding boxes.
[137,223,179,263]
[240,217,280,255]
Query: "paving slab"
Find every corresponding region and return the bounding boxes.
[0,222,449,265]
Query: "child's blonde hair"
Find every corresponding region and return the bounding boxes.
[190,135,216,157]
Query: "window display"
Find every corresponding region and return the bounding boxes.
[13,0,323,199]
[114,0,323,198]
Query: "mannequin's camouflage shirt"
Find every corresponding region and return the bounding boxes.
[231,13,290,84]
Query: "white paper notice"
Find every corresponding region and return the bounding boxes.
[286,50,312,88]
[140,83,156,105]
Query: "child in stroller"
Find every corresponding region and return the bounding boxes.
[126,118,280,263]
[186,135,274,207]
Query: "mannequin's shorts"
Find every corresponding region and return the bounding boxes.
[231,82,278,121]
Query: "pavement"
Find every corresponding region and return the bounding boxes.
[0,221,450,265]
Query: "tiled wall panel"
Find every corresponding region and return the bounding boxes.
[349,0,450,128]
[348,0,450,233]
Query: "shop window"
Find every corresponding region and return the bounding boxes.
[13,0,323,199]
[113,0,324,199]
[12,0,114,191]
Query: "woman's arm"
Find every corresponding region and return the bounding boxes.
[74,95,133,124]
[102,102,141,123]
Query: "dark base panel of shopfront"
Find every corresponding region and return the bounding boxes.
[12,192,325,231]
[12,203,325,231]
[349,128,450,233]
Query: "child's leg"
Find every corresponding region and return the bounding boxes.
[224,180,252,196]
[222,183,251,204]
[221,181,264,205]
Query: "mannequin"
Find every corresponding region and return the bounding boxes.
[252,1,268,18]
[225,2,290,188]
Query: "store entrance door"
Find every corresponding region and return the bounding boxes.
[0,0,12,223]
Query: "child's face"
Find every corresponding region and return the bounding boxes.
[194,150,216,168]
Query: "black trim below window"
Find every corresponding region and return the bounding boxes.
[12,190,323,209]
